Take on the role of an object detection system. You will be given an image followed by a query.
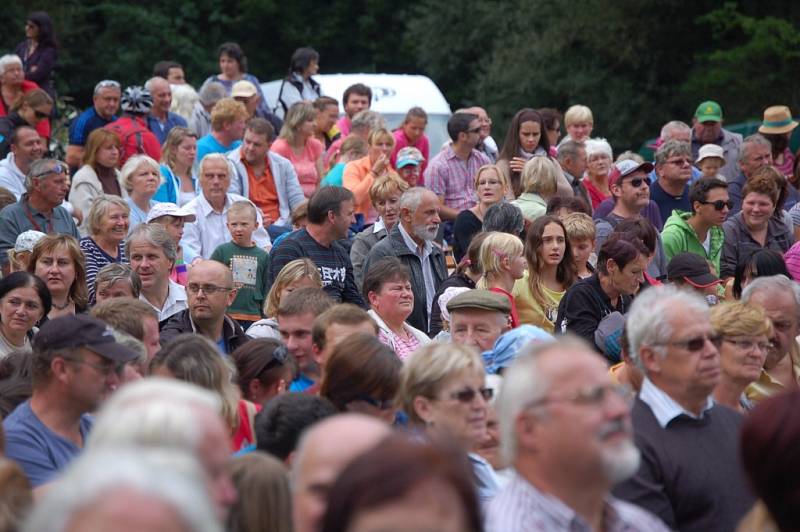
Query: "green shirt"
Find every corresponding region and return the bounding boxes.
[210,242,269,320]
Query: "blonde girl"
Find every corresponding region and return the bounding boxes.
[478,231,525,328]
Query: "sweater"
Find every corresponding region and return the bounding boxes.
[661,210,725,275]
[721,212,793,278]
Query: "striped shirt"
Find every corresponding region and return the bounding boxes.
[424,145,489,211]
[486,472,669,532]
[80,237,127,302]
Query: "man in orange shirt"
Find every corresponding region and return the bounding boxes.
[227,117,306,240]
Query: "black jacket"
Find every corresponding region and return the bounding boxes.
[159,310,249,355]
[555,274,631,350]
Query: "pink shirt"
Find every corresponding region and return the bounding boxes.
[390,129,430,176]
[271,137,325,198]
[336,116,351,137]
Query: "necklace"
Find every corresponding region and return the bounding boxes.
[52,298,72,311]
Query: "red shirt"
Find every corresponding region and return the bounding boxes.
[489,287,520,328]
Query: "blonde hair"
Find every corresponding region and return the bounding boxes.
[160,126,197,168]
[279,101,316,144]
[520,157,558,197]
[479,232,523,282]
[120,154,162,193]
[226,453,292,532]
[564,104,593,127]
[473,164,509,191]
[227,200,257,221]
[710,301,773,339]
[562,212,596,242]
[86,194,131,236]
[210,98,248,131]
[367,128,395,149]
[369,173,409,205]
[263,258,322,317]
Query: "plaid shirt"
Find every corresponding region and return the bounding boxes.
[424,145,490,211]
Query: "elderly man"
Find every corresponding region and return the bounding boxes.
[67,79,121,169]
[291,413,391,532]
[727,133,774,214]
[446,290,511,353]
[487,338,668,531]
[363,187,447,334]
[0,125,43,199]
[182,153,269,261]
[0,158,79,271]
[556,140,590,203]
[160,260,249,354]
[227,117,305,239]
[189,80,227,139]
[196,97,248,164]
[145,76,188,144]
[2,315,138,490]
[127,223,187,324]
[691,100,743,180]
[651,140,694,224]
[614,285,754,531]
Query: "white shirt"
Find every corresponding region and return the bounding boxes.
[140,280,187,322]
[638,377,714,429]
[180,192,271,262]
[397,222,435,319]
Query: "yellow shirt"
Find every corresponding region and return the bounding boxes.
[512,272,564,333]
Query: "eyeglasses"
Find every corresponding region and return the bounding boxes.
[33,109,49,120]
[94,80,121,94]
[355,395,395,410]
[723,338,772,353]
[667,158,692,166]
[526,384,632,409]
[29,163,68,179]
[186,283,233,295]
[698,199,734,211]
[63,357,123,376]
[253,344,288,377]
[623,177,648,188]
[652,333,721,352]
[446,387,493,403]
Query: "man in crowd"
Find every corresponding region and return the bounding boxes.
[67,79,121,169]
[661,177,729,275]
[311,304,378,377]
[556,139,590,203]
[487,338,668,531]
[90,297,162,362]
[0,158,79,271]
[313,96,341,149]
[268,186,365,307]
[464,106,498,162]
[727,133,774,213]
[255,394,338,464]
[182,153,270,261]
[363,187,446,334]
[160,260,249,354]
[153,60,186,84]
[0,125,44,198]
[336,83,372,137]
[2,315,138,490]
[647,121,702,184]
[189,80,227,139]
[690,100,743,180]
[196,97,248,164]
[104,85,161,167]
[447,290,511,353]
[227,117,305,239]
[595,159,654,247]
[615,285,754,531]
[145,76,188,144]
[231,79,283,134]
[651,140,693,225]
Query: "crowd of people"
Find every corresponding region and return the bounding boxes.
[1,10,800,532]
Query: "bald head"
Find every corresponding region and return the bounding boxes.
[146,76,172,117]
[189,259,233,287]
[187,260,236,326]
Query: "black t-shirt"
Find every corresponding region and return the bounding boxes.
[555,273,631,350]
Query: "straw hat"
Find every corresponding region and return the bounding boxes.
[758,105,798,135]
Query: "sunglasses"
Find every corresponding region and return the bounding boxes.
[623,177,648,188]
[653,333,721,352]
[698,199,734,211]
[447,387,493,403]
[30,162,68,179]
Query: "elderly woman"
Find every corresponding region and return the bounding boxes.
[0,88,52,159]
[710,301,772,412]
[320,333,401,424]
[399,342,499,504]
[351,174,409,288]
[231,338,292,405]
[121,154,162,233]
[28,234,88,320]
[0,54,50,142]
[202,42,270,117]
[154,127,198,206]
[0,271,50,356]
[722,168,793,279]
[364,257,431,359]
[271,102,325,199]
[79,195,130,302]
[343,128,396,228]
[581,138,613,209]
[511,157,560,223]
[453,164,509,263]
[94,263,141,304]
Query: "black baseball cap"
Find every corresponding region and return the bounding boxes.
[33,315,140,363]
[666,252,720,288]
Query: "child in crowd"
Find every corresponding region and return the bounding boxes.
[563,212,596,279]
[270,200,309,250]
[479,231,526,328]
[210,201,269,331]
[695,144,726,179]
[146,203,196,286]
[8,230,46,273]
[320,136,368,187]
[390,107,430,175]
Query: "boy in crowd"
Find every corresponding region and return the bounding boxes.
[211,201,269,330]
[563,212,596,279]
[695,144,727,179]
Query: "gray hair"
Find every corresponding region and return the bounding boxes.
[171,83,199,121]
[0,54,22,76]
[120,154,162,193]
[198,80,227,107]
[742,274,800,314]
[660,120,691,141]
[199,152,231,177]
[556,140,584,162]
[25,158,64,192]
[584,138,612,160]
[654,139,692,166]
[399,186,432,214]
[86,194,131,236]
[350,110,387,134]
[626,284,709,370]
[94,263,142,297]
[483,201,525,235]
[23,449,222,532]
[144,76,169,93]
[739,134,772,163]
[125,223,177,263]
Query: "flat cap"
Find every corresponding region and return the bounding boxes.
[446,289,510,314]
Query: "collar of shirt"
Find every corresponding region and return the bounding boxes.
[638,377,714,428]
[398,222,431,257]
[372,218,386,234]
[197,192,231,217]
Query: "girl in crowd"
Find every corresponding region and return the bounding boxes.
[94,263,141,304]
[0,272,50,356]
[154,127,198,206]
[230,338,292,406]
[320,135,368,187]
[496,108,551,197]
[581,138,613,209]
[79,195,130,302]
[390,107,430,175]
[480,232,526,329]
[512,157,560,224]
[453,164,509,263]
[343,128,396,228]
[28,234,88,320]
[271,102,325,199]
[538,107,562,153]
[121,154,162,233]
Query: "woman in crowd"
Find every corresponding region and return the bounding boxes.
[121,154,162,232]
[343,128,396,229]
[0,272,50,357]
[512,156,560,223]
[363,258,431,358]
[496,108,551,197]
[722,170,793,279]
[154,127,198,206]
[80,195,130,302]
[274,47,321,119]
[151,334,260,452]
[230,338,292,406]
[710,301,772,411]
[320,135,368,187]
[94,263,141,304]
[69,129,125,234]
[0,88,52,159]
[514,215,576,332]
[480,232,526,328]
[730,248,790,299]
[203,42,270,116]
[320,333,401,423]
[351,174,408,289]
[538,107,562,153]
[430,233,486,337]
[0,55,51,142]
[271,102,325,199]
[225,452,293,532]
[14,12,58,97]
[390,107,430,174]
[247,258,322,339]
[758,105,797,179]
[581,138,614,209]
[28,234,88,320]
[453,164,509,263]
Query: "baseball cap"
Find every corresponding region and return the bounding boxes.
[695,101,723,122]
[695,144,725,164]
[666,252,720,288]
[146,202,197,223]
[231,80,257,99]
[14,230,46,253]
[33,315,140,364]
[446,290,510,315]
[396,147,424,168]
[608,159,654,187]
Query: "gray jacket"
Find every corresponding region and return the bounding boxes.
[351,225,388,291]
[721,212,793,278]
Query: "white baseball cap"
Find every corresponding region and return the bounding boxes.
[696,144,725,164]
[146,203,196,223]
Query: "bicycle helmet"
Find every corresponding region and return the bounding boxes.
[120,86,153,114]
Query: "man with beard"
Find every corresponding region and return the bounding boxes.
[614,285,755,532]
[487,337,668,531]
[363,187,447,335]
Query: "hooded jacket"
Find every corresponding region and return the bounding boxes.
[661,210,725,275]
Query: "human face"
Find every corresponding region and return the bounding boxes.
[587,153,611,178]
[34,168,70,207]
[563,147,588,178]
[149,79,172,115]
[344,93,370,118]
[305,59,320,77]
[476,169,506,206]
[226,210,257,247]
[539,222,566,268]
[546,120,561,147]
[219,53,240,78]
[0,286,43,338]
[469,107,492,139]
[159,217,185,244]
[398,165,420,187]
[95,280,135,304]
[187,263,236,324]
[300,115,317,138]
[659,154,693,184]
[739,144,773,178]
[567,121,592,143]
[316,104,339,133]
[570,238,594,271]
[34,245,76,297]
[419,369,488,448]
[19,103,52,127]
[693,119,722,145]
[694,187,730,227]
[747,291,798,368]
[369,136,394,161]
[128,241,172,291]
[25,20,39,40]
[741,192,775,229]
[331,199,356,240]
[369,278,414,325]
[698,157,723,177]
[141,316,161,362]
[614,171,650,211]
[374,193,401,229]
[98,203,130,242]
[450,310,507,352]
[65,347,123,408]
[227,118,247,142]
[403,117,427,144]
[518,120,542,153]
[129,163,160,199]
[719,335,769,386]
[461,119,482,149]
[279,312,316,374]
[197,413,239,519]
[1,62,24,87]
[93,87,122,120]
[406,192,440,242]
[175,135,197,169]
[11,128,44,165]
[234,95,258,117]
[608,255,646,296]
[95,141,120,168]
[200,159,232,206]
[476,404,502,469]
[166,67,186,85]
[278,278,319,303]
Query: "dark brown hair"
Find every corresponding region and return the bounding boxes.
[311,304,376,351]
[361,257,412,299]
[230,338,293,401]
[597,232,649,275]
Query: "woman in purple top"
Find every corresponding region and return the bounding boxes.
[14,12,58,98]
[202,42,271,118]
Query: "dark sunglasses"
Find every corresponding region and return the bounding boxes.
[653,333,721,352]
[448,387,494,403]
[624,177,648,188]
[33,109,49,120]
[467,127,481,134]
[356,395,395,410]
[254,344,288,377]
[699,199,734,211]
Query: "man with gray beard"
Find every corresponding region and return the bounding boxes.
[362,187,447,335]
[487,337,668,531]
